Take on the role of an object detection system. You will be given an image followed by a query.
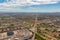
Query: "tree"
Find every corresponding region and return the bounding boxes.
[10,24,14,27]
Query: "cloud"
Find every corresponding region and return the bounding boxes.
[0,0,60,6]
[0,0,60,12]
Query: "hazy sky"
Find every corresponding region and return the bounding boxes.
[0,0,60,12]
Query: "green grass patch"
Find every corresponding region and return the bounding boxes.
[35,33,45,40]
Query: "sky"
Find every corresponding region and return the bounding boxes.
[0,0,60,12]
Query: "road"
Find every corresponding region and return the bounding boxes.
[30,15,57,40]
[0,27,34,40]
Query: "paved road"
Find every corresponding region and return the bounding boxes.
[0,27,34,40]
